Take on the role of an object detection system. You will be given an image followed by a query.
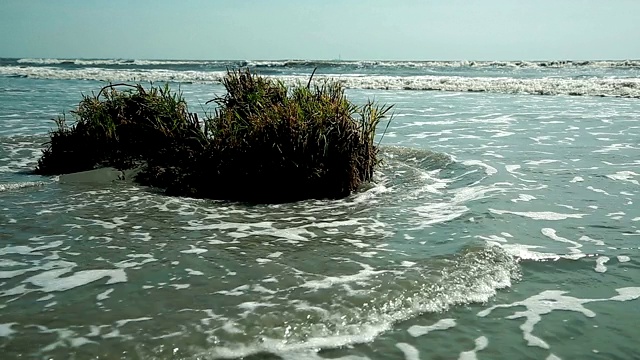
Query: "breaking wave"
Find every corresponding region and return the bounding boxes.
[195,245,520,359]
[1,65,639,98]
[0,180,47,192]
[10,58,640,69]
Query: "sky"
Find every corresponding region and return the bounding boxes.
[1,0,639,61]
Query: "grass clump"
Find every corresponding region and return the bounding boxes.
[36,69,393,202]
[36,83,203,175]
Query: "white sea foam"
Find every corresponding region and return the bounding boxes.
[526,159,561,166]
[593,143,635,154]
[0,242,64,256]
[35,326,98,352]
[115,317,153,327]
[490,243,585,262]
[512,194,536,203]
[408,318,457,337]
[579,235,605,246]
[0,323,17,337]
[75,216,128,229]
[205,323,389,359]
[594,256,610,273]
[2,65,640,97]
[505,165,522,174]
[489,209,586,220]
[462,160,498,176]
[555,203,577,210]
[16,58,138,66]
[0,259,27,267]
[186,268,205,276]
[411,182,507,228]
[280,351,369,360]
[476,234,510,243]
[180,246,208,255]
[587,186,611,195]
[24,268,127,292]
[478,287,640,350]
[0,181,46,192]
[115,254,157,269]
[411,202,469,228]
[607,171,639,185]
[171,284,190,290]
[0,268,37,279]
[458,336,488,360]
[541,228,583,255]
[96,288,114,301]
[300,264,390,291]
[396,343,421,360]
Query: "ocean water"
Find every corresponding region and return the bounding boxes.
[0,58,639,359]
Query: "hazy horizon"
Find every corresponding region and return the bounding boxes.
[1,0,639,61]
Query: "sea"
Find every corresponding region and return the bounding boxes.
[1,58,639,359]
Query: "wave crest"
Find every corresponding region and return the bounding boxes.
[2,65,639,98]
[12,58,640,69]
[0,181,46,192]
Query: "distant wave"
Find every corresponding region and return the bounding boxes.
[246,59,640,69]
[10,58,640,69]
[15,58,239,67]
[17,58,134,66]
[1,65,639,98]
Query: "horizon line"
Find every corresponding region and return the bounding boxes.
[2,56,640,62]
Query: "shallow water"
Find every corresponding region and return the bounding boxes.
[1,61,640,359]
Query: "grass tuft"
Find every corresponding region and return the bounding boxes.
[36,83,202,175]
[36,69,393,202]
